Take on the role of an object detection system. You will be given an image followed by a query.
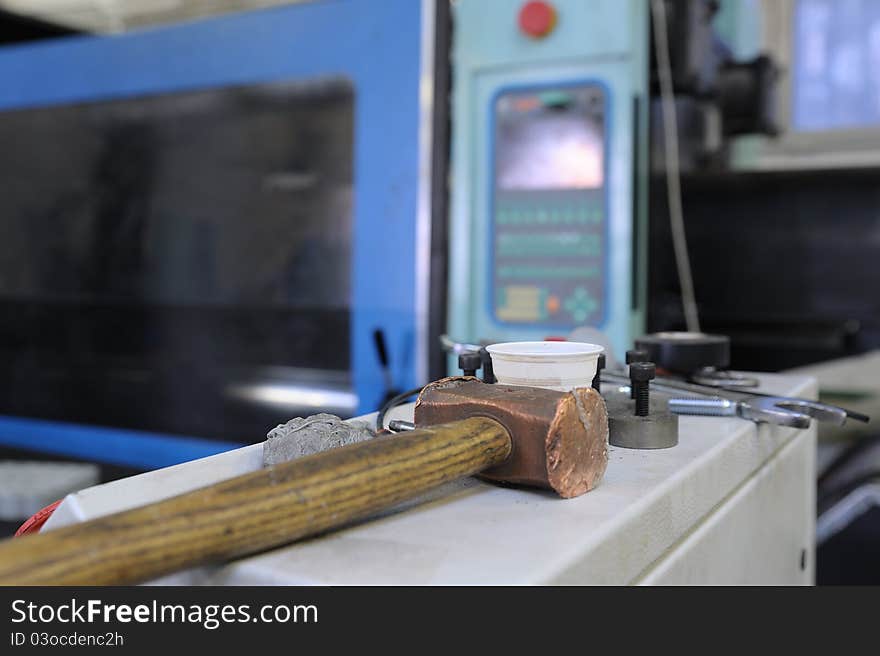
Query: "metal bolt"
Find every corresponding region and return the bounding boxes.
[458,352,482,377]
[388,419,415,432]
[626,350,648,398]
[630,362,656,417]
[592,353,606,392]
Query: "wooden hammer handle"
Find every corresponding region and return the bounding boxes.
[0,417,511,585]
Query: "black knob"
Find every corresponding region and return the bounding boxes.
[630,362,656,417]
[458,352,482,377]
[592,353,606,392]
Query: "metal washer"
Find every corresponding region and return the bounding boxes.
[605,393,679,449]
[608,412,679,449]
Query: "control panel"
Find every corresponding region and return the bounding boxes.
[491,83,607,327]
[448,0,649,362]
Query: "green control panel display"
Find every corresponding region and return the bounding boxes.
[491,84,606,327]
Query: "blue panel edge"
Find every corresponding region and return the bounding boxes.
[0,416,244,470]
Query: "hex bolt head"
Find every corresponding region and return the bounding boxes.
[458,352,482,377]
[626,349,648,365]
[629,362,656,382]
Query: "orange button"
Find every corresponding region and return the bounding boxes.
[518,1,557,39]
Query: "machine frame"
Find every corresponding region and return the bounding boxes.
[0,0,442,468]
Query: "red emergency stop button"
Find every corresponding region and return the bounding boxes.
[518,1,557,39]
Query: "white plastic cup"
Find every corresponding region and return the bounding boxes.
[485,341,605,392]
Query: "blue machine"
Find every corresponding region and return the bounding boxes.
[0,0,439,468]
[447,0,649,362]
[0,0,648,468]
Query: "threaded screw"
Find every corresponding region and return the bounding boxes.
[626,349,648,399]
[630,362,656,417]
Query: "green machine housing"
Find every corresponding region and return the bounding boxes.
[447,0,649,364]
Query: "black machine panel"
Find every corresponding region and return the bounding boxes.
[0,78,355,440]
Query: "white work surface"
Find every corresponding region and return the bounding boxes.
[44,373,818,585]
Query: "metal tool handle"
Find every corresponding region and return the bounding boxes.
[668,396,814,428]
[667,397,739,417]
[751,397,847,427]
[605,372,868,427]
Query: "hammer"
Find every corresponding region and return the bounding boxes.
[0,379,607,585]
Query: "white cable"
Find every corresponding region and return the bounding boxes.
[650,0,701,333]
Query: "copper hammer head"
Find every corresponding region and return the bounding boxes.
[414,378,608,498]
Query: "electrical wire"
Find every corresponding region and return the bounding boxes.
[818,470,880,510]
[376,386,424,433]
[818,433,880,489]
[650,0,701,333]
